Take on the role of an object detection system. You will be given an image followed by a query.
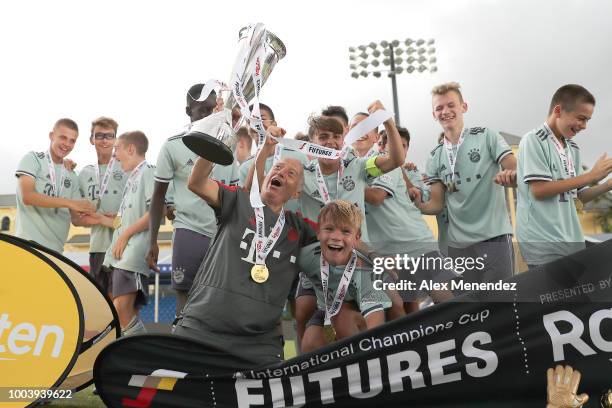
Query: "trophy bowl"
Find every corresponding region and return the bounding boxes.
[183,24,286,165]
[183,110,236,166]
[182,133,234,166]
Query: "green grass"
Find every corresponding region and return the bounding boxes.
[48,340,297,407]
[49,385,105,407]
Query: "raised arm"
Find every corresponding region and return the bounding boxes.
[187,157,220,208]
[368,101,404,174]
[244,126,284,192]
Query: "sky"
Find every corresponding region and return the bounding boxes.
[1,0,610,194]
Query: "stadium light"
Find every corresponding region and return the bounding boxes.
[348,37,438,126]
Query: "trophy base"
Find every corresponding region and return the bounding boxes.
[183,132,234,166]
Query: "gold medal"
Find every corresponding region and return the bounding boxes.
[251,264,269,283]
[446,181,456,193]
[601,389,612,408]
[574,198,584,211]
[112,216,122,229]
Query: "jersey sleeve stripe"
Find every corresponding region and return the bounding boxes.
[15,170,36,179]
[153,176,172,183]
[495,150,512,163]
[370,183,394,196]
[523,174,553,182]
[362,304,384,318]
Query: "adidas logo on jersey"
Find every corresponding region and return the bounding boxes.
[536,127,549,141]
[186,159,194,166]
[469,127,485,135]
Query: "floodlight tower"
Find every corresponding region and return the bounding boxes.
[349,38,437,126]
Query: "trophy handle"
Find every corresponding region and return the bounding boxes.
[225,27,287,109]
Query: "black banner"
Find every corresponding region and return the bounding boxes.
[94,240,612,407]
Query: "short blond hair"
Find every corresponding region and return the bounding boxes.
[318,200,363,232]
[431,82,464,102]
[118,131,148,155]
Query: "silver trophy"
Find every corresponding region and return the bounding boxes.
[183,24,286,165]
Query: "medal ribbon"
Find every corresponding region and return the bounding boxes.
[320,251,358,321]
[95,157,116,200]
[443,128,467,182]
[117,160,147,216]
[314,160,344,204]
[343,110,393,146]
[546,123,577,197]
[273,144,282,165]
[45,151,67,198]
[270,109,393,160]
[253,206,286,266]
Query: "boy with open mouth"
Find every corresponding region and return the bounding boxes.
[299,200,391,352]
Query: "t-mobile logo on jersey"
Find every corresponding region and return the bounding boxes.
[239,228,296,265]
